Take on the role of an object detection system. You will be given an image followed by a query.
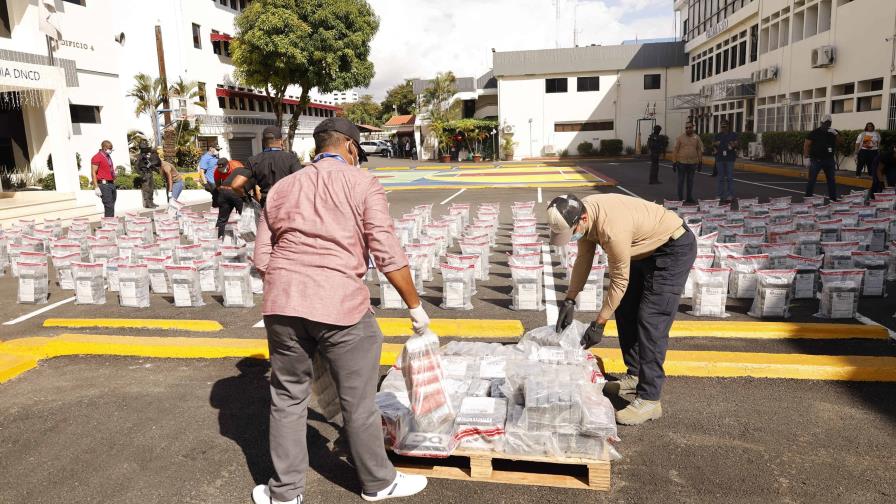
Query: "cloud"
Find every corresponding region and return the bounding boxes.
[362,0,674,100]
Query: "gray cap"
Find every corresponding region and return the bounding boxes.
[313,117,367,162]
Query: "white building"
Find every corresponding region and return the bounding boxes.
[317,89,359,105]
[494,42,689,160]
[0,0,338,193]
[673,0,896,136]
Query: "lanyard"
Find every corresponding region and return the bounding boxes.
[314,152,348,164]
[263,148,282,152]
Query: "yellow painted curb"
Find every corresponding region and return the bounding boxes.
[372,167,413,171]
[381,343,404,366]
[591,348,896,381]
[43,318,224,332]
[0,354,38,383]
[377,318,524,338]
[384,182,611,192]
[602,321,889,340]
[701,157,871,188]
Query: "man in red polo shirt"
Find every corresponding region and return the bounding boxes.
[90,140,117,217]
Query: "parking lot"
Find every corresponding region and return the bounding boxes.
[1,158,895,503]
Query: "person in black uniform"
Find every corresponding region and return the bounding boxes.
[872,144,896,196]
[646,125,667,185]
[231,126,302,206]
[136,143,161,209]
[803,115,840,202]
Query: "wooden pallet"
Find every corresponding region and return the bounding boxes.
[389,449,611,491]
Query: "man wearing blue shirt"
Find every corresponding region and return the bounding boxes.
[198,145,220,186]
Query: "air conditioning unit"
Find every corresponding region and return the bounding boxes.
[751,70,762,83]
[502,124,514,134]
[811,46,836,67]
[543,144,556,155]
[760,68,770,81]
[748,141,764,160]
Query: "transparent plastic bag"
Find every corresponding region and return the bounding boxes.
[220,262,254,307]
[748,269,796,319]
[195,257,222,293]
[717,223,744,244]
[165,265,205,307]
[510,264,544,311]
[851,252,889,297]
[861,218,889,252]
[17,261,49,304]
[683,255,715,298]
[377,269,407,309]
[739,197,760,209]
[175,243,203,265]
[239,199,260,242]
[795,231,822,258]
[817,218,843,242]
[399,330,456,433]
[440,263,473,310]
[72,262,107,305]
[446,254,478,295]
[696,231,719,256]
[106,258,122,292]
[118,264,151,308]
[575,265,607,312]
[453,397,507,451]
[736,233,765,255]
[785,254,823,299]
[728,254,769,299]
[405,252,428,295]
[145,256,172,294]
[712,242,746,268]
[822,241,860,269]
[377,389,413,450]
[888,241,896,281]
[51,251,80,290]
[220,245,247,264]
[688,268,731,317]
[816,270,864,319]
[519,321,587,350]
[759,242,794,269]
[841,227,873,252]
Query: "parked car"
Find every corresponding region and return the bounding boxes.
[360,141,392,157]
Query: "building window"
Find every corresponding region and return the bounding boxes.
[750,25,758,62]
[197,82,207,105]
[0,0,11,38]
[62,0,86,5]
[69,104,101,124]
[266,101,273,113]
[248,99,256,112]
[218,96,226,109]
[857,95,882,112]
[545,78,568,94]
[192,23,202,49]
[576,76,599,92]
[228,96,237,109]
[644,74,661,90]
[554,121,614,132]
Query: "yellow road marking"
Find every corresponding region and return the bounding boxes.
[372,166,413,171]
[43,318,223,332]
[384,182,610,191]
[0,354,38,383]
[603,321,889,340]
[378,318,524,338]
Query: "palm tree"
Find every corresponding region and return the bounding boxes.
[127,73,164,145]
[168,77,207,111]
[421,71,458,122]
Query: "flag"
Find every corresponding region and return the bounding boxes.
[38,1,62,43]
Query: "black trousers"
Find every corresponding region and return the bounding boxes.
[649,154,660,183]
[614,229,697,401]
[856,149,877,177]
[99,182,116,217]
[138,173,154,207]
[216,190,244,238]
[871,169,896,196]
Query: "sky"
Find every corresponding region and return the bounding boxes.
[361,0,676,101]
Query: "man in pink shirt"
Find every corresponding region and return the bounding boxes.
[251,118,430,504]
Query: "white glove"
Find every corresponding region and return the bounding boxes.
[94,186,102,197]
[409,304,430,335]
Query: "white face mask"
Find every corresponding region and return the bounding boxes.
[104,149,113,155]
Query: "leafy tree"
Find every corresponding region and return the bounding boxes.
[168,77,206,110]
[380,79,416,120]
[127,73,164,145]
[341,94,383,126]
[421,72,459,156]
[233,0,379,149]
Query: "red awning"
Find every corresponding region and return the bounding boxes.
[210,33,233,42]
[215,88,341,111]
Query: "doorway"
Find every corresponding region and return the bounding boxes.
[0,101,29,173]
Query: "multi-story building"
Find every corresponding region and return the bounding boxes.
[0,0,337,192]
[673,0,896,138]
[494,42,689,160]
[318,89,359,104]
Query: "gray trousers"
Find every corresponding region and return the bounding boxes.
[265,312,396,501]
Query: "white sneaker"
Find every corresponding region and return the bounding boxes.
[361,472,428,501]
[252,484,302,504]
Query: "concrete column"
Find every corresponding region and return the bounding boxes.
[45,89,78,192]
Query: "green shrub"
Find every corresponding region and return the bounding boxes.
[559,149,570,158]
[738,131,757,156]
[39,174,55,190]
[114,172,136,189]
[577,141,594,156]
[699,133,715,155]
[183,177,200,190]
[599,139,623,157]
[79,175,90,189]
[175,145,202,170]
[624,146,635,155]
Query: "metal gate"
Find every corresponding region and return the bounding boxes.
[228,138,254,163]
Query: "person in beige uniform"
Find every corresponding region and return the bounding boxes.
[672,122,704,204]
[550,193,697,425]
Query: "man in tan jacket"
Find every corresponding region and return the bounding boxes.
[672,122,703,204]
[550,193,697,426]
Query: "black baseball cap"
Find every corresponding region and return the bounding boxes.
[262,126,283,140]
[546,194,585,246]
[313,117,368,162]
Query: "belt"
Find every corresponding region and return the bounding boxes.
[670,226,687,241]
[97,180,114,185]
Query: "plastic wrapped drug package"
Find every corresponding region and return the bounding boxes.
[791,203,812,215]
[21,235,45,253]
[145,256,172,294]
[453,397,507,452]
[512,242,542,257]
[697,232,719,256]
[399,330,456,433]
[394,218,416,246]
[72,262,106,305]
[440,263,473,310]
[688,267,731,317]
[852,205,876,221]
[424,223,452,255]
[165,264,205,307]
[508,252,541,267]
[198,237,220,257]
[804,195,825,207]
[685,218,702,237]
[726,211,747,225]
[759,242,795,269]
[510,264,544,311]
[717,223,744,244]
[736,233,765,255]
[728,254,769,299]
[413,204,434,226]
[511,201,536,218]
[51,250,80,289]
[405,242,436,282]
[17,261,49,304]
[220,244,247,264]
[793,214,817,232]
[377,390,413,451]
[518,321,588,350]
[699,198,721,212]
[195,256,222,293]
[748,269,796,319]
[795,231,822,258]
[405,252,428,295]
[840,227,873,252]
[785,254,823,300]
[683,255,715,298]
[377,269,407,309]
[106,258,122,292]
[888,241,896,281]
[832,211,860,228]
[743,215,768,239]
[816,270,864,319]
[767,220,796,235]
[749,203,771,217]
[576,265,607,312]
[511,232,539,245]
[851,252,889,297]
[116,236,141,263]
[817,219,843,243]
[448,204,470,228]
[503,404,562,457]
[709,204,731,218]
[822,241,861,269]
[446,254,479,295]
[712,242,746,268]
[219,262,254,307]
[441,214,464,239]
[770,196,792,207]
[175,243,202,265]
[737,197,758,210]
[579,383,618,439]
[769,206,792,223]
[664,199,682,210]
[50,240,83,261]
[134,242,161,263]
[87,241,117,274]
[860,218,890,252]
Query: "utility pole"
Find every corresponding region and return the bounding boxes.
[155,25,171,127]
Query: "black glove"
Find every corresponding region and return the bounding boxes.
[672,162,679,173]
[580,321,605,349]
[555,299,576,332]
